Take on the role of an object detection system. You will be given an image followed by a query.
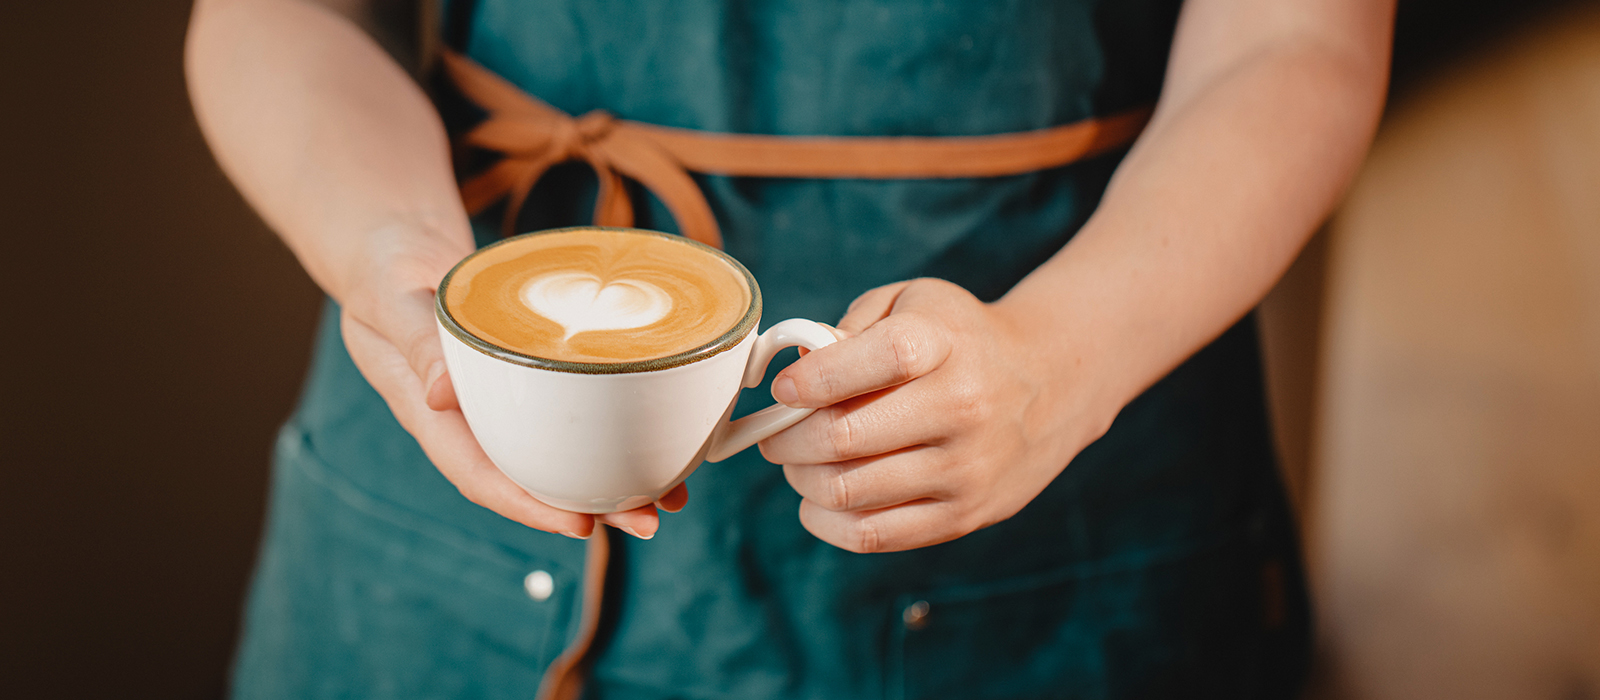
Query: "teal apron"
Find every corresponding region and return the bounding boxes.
[232,1,1311,698]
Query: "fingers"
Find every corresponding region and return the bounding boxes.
[837,281,913,335]
[788,280,904,366]
[759,384,958,464]
[781,446,953,513]
[597,504,660,540]
[798,498,976,554]
[577,483,692,542]
[591,478,694,539]
[364,285,458,411]
[342,311,597,538]
[339,223,474,411]
[795,323,851,357]
[579,480,694,540]
[424,367,460,411]
[656,482,688,513]
[772,313,952,409]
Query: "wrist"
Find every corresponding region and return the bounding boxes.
[989,291,1127,456]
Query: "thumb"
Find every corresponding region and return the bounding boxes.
[363,286,459,411]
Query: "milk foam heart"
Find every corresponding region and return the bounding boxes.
[521,271,672,340]
[444,228,752,363]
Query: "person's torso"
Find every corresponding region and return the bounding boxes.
[285,1,1306,697]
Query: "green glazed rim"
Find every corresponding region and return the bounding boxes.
[436,227,762,375]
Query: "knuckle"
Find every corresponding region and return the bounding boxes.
[788,359,831,406]
[953,507,985,537]
[823,408,858,460]
[1086,412,1116,443]
[403,333,438,374]
[882,318,926,382]
[953,500,1008,538]
[851,518,884,554]
[902,277,957,305]
[930,447,969,483]
[946,379,987,422]
[822,465,852,511]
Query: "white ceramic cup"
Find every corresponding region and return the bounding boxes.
[435,227,838,514]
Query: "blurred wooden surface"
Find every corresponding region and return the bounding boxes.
[1308,5,1600,698]
[1260,229,1328,519]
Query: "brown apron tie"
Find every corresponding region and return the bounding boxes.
[442,50,1152,248]
[535,528,611,700]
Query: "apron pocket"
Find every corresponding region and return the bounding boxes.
[888,528,1285,700]
[233,425,582,699]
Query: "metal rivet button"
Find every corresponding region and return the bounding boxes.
[524,570,554,602]
[903,600,930,630]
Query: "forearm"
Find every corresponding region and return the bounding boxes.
[1000,5,1391,419]
[184,0,471,304]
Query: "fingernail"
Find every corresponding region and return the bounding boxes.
[772,375,799,406]
[560,531,590,540]
[619,525,654,541]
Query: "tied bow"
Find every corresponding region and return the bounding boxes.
[443,49,1155,251]
[444,51,724,247]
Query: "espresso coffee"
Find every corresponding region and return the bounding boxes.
[443,228,752,364]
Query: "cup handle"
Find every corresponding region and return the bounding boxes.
[705,318,840,463]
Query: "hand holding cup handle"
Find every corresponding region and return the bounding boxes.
[706,319,842,463]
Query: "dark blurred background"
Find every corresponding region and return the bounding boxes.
[1,2,322,697]
[0,1,1590,698]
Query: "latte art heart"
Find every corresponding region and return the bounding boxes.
[445,228,751,363]
[521,272,672,341]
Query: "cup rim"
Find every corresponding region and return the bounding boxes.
[435,226,763,375]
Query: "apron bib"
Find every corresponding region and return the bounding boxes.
[233,2,1311,698]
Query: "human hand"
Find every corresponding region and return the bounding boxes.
[337,222,682,540]
[758,278,1117,553]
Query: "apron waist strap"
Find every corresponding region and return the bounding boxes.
[441,50,1152,248]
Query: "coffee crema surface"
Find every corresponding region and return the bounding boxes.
[444,229,751,364]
